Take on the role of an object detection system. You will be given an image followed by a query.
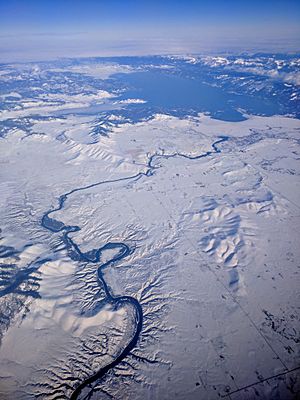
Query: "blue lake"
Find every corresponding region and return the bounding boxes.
[113,71,281,122]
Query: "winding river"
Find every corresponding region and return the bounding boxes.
[41,135,228,399]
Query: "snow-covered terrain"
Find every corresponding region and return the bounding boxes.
[0,55,299,399]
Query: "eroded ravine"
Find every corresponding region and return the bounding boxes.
[41,136,229,399]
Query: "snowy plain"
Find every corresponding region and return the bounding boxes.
[0,55,299,399]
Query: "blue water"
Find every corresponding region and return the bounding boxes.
[113,70,281,122]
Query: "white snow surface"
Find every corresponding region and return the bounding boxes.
[0,111,299,399]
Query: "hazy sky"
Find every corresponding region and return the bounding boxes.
[0,0,299,61]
